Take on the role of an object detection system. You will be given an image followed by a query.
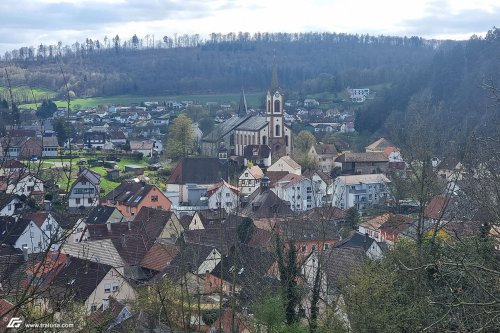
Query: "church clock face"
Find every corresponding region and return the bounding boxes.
[274,92,280,98]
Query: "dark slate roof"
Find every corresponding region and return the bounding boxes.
[211,244,274,283]
[203,115,250,142]
[86,207,171,265]
[236,116,268,131]
[243,145,271,160]
[0,194,20,210]
[276,218,341,242]
[168,243,217,273]
[0,217,31,245]
[166,158,228,184]
[50,257,112,302]
[183,216,242,255]
[240,187,293,219]
[335,232,376,252]
[86,205,123,225]
[104,182,156,207]
[321,247,366,293]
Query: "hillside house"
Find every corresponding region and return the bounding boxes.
[238,165,264,197]
[267,155,301,175]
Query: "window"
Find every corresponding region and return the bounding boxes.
[88,198,93,204]
[275,124,281,136]
[307,187,312,193]
[312,245,316,251]
[75,198,81,205]
[7,204,12,211]
[301,245,307,252]
[91,304,98,312]
[77,228,84,233]
[323,244,329,250]
[46,224,52,231]
[112,282,119,292]
[225,193,230,197]
[74,188,94,195]
[104,283,111,293]
[81,181,87,185]
[151,195,159,202]
[245,173,248,177]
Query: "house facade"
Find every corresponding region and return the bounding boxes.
[332,174,391,210]
[206,180,240,213]
[238,166,264,197]
[68,169,101,209]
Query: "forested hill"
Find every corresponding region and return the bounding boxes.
[0,32,454,99]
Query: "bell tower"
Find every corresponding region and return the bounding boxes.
[266,64,286,158]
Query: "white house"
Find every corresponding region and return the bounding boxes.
[6,173,44,200]
[238,165,264,196]
[206,180,240,213]
[0,194,23,216]
[273,173,323,212]
[23,212,64,250]
[267,156,301,175]
[332,174,391,210]
[0,217,48,253]
[68,168,101,209]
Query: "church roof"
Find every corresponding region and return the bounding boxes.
[236,116,268,131]
[202,115,250,142]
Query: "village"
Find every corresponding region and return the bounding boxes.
[0,71,496,332]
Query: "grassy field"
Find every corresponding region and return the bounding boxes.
[18,92,262,110]
[0,86,57,101]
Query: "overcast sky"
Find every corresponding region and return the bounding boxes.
[1,0,499,54]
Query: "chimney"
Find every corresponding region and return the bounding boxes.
[260,176,270,191]
[106,223,112,232]
[22,246,28,262]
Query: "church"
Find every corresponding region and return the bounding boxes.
[201,66,293,161]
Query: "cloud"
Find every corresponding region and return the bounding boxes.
[397,0,500,37]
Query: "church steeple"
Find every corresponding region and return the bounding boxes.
[237,88,248,117]
[270,61,279,93]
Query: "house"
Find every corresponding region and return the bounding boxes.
[49,256,137,314]
[140,241,180,272]
[308,143,339,173]
[335,152,389,175]
[22,212,64,250]
[85,205,125,225]
[204,244,276,298]
[304,98,320,108]
[243,144,272,167]
[85,297,134,332]
[273,173,323,212]
[109,130,127,145]
[129,139,159,157]
[238,165,264,197]
[101,181,171,219]
[334,231,383,259]
[206,180,240,213]
[169,243,221,275]
[83,131,107,149]
[348,88,370,103]
[267,155,301,175]
[332,174,391,210]
[0,136,59,158]
[166,157,229,205]
[5,173,44,201]
[301,170,333,205]
[0,217,48,253]
[68,168,101,209]
[358,213,414,245]
[62,207,182,272]
[365,138,394,152]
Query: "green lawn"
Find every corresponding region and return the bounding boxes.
[18,92,262,110]
[0,86,56,101]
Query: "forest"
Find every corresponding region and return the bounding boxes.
[1,28,499,142]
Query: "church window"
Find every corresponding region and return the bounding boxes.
[268,101,271,113]
[285,135,289,146]
[244,135,247,145]
[274,100,281,113]
[262,136,267,145]
[275,124,281,137]
[252,136,255,144]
